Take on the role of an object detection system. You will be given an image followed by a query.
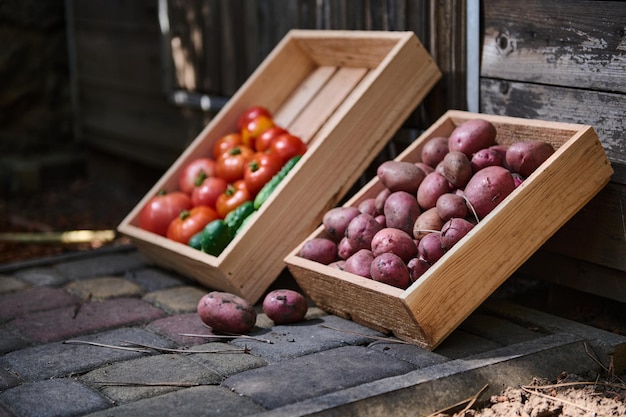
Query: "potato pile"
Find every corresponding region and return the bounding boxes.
[299,118,555,289]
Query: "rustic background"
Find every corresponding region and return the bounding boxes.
[1,1,625,313]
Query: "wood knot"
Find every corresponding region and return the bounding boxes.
[495,32,515,55]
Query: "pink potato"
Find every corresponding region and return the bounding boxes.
[415,162,435,175]
[407,257,431,283]
[344,213,384,252]
[436,193,468,222]
[323,206,361,242]
[197,291,257,334]
[463,166,516,219]
[436,150,473,188]
[377,160,426,194]
[374,188,391,214]
[440,217,475,251]
[420,136,449,168]
[505,141,555,177]
[413,207,445,240]
[417,232,445,265]
[344,248,375,278]
[448,119,497,157]
[471,147,504,172]
[417,171,453,210]
[370,252,410,289]
[298,237,338,265]
[338,236,359,260]
[370,227,418,263]
[262,289,308,324]
[383,191,421,235]
[358,198,378,216]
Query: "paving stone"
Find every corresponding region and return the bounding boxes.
[15,267,69,287]
[82,385,266,417]
[0,327,174,382]
[65,276,144,300]
[7,298,165,343]
[0,404,15,417]
[0,287,80,321]
[124,267,190,292]
[81,353,223,404]
[187,342,268,377]
[0,328,27,354]
[0,378,111,417]
[0,276,28,294]
[0,367,20,391]
[369,340,449,367]
[142,286,206,314]
[147,312,213,346]
[230,315,388,363]
[224,345,417,410]
[255,333,596,417]
[433,329,502,359]
[53,253,146,280]
[457,312,544,346]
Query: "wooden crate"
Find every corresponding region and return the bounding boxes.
[284,110,614,350]
[117,30,441,304]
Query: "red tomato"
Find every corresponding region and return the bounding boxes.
[236,106,272,132]
[255,126,288,152]
[215,145,254,183]
[178,158,216,194]
[138,191,192,236]
[166,205,219,244]
[213,133,242,160]
[240,115,274,149]
[244,152,283,196]
[191,176,228,208]
[269,133,307,164]
[216,180,251,218]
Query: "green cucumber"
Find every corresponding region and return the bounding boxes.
[224,201,255,232]
[188,231,204,250]
[201,219,234,256]
[253,155,302,209]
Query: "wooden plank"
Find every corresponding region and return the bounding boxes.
[480,78,626,171]
[287,67,368,142]
[481,0,626,93]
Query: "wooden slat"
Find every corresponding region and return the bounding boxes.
[480,78,626,171]
[287,67,368,142]
[481,0,626,93]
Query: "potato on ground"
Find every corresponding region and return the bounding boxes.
[377,160,426,194]
[505,140,555,178]
[370,252,410,289]
[197,291,257,334]
[463,166,516,219]
[383,191,421,235]
[371,227,418,263]
[448,119,497,157]
[262,289,308,324]
[299,237,338,265]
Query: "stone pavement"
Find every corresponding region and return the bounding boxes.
[0,245,624,417]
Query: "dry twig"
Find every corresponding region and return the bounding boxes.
[425,384,489,417]
[520,385,597,415]
[180,332,273,344]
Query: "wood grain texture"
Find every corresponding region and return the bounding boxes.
[481,0,626,93]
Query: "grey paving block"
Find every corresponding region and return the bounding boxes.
[223,345,417,410]
[0,367,20,391]
[254,332,598,417]
[15,267,69,287]
[433,329,502,359]
[368,340,449,367]
[124,267,190,292]
[0,328,27,354]
[457,312,544,346]
[81,354,222,404]
[53,253,146,280]
[0,404,15,417]
[82,385,266,417]
[230,315,389,363]
[0,378,111,417]
[186,342,268,377]
[0,327,174,382]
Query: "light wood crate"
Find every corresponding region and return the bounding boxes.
[284,110,614,350]
[117,30,441,304]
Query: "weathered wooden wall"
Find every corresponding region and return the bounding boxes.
[68,0,466,170]
[480,0,626,302]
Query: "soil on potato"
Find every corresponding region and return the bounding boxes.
[2,175,626,416]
